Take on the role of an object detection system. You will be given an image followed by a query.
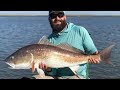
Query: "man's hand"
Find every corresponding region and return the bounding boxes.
[39,62,52,72]
[39,62,48,70]
[88,51,100,64]
[88,58,100,64]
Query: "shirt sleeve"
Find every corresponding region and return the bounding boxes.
[80,27,98,54]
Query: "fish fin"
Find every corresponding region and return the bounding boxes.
[36,68,45,78]
[37,36,52,45]
[38,36,86,54]
[69,66,82,79]
[57,43,87,54]
[100,44,115,66]
[30,53,35,72]
[69,65,79,74]
[105,59,116,67]
[32,61,35,73]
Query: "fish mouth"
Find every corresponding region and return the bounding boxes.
[5,62,31,69]
[5,62,16,69]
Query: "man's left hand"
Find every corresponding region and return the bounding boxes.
[88,58,100,64]
[88,51,100,64]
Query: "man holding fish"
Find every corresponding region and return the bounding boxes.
[5,11,114,79]
[39,11,100,79]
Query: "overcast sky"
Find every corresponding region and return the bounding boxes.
[0,11,120,15]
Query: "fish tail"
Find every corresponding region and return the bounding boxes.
[100,44,115,66]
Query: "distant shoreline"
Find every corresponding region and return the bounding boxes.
[0,15,120,17]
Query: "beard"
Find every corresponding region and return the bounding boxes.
[50,19,67,33]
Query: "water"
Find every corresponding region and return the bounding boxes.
[0,16,120,79]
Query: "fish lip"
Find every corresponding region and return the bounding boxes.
[5,62,32,69]
[5,62,15,69]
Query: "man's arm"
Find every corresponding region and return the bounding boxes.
[80,27,100,64]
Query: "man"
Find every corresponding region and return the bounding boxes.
[39,11,99,79]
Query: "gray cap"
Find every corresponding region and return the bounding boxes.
[49,11,65,15]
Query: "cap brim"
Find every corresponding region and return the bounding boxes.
[49,11,65,15]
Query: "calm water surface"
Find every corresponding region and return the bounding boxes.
[0,16,120,79]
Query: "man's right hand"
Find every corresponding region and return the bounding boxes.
[39,62,52,72]
[39,62,48,69]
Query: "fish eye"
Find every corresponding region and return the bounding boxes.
[10,56,14,59]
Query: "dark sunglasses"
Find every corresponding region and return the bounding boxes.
[49,12,65,19]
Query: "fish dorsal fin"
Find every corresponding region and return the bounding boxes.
[37,36,52,45]
[57,43,86,54]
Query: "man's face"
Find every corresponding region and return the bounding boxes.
[49,12,67,33]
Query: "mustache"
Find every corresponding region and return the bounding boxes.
[54,20,61,22]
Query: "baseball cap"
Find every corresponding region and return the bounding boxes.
[49,11,65,15]
[49,11,65,19]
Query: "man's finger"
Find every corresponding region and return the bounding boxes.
[45,65,48,69]
[39,62,44,69]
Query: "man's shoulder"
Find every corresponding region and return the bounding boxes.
[68,22,86,30]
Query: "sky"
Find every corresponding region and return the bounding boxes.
[0,11,120,16]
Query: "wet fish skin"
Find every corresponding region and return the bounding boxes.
[5,44,90,69]
[5,43,114,70]
[5,36,115,78]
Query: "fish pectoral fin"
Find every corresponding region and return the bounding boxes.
[32,60,35,73]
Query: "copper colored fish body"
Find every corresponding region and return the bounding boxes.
[5,44,93,68]
[5,36,115,76]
